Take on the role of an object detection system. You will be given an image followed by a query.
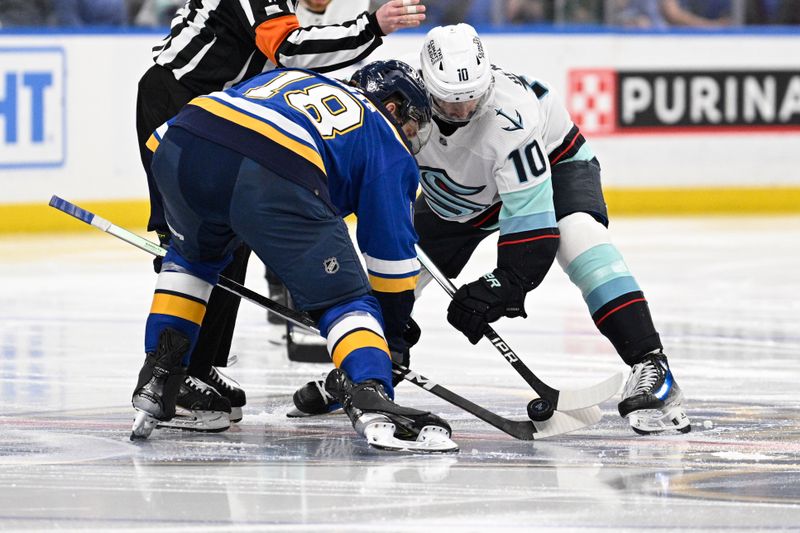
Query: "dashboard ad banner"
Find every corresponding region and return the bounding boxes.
[0,47,65,168]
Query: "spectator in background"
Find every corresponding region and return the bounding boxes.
[506,0,553,24]
[0,0,52,27]
[746,0,786,23]
[563,0,603,23]
[131,0,183,27]
[610,0,733,28]
[747,0,800,24]
[423,0,472,25]
[779,0,800,23]
[671,0,732,24]
[54,0,128,26]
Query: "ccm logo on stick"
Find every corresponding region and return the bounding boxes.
[568,69,800,134]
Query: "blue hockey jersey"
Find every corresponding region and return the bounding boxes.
[146,68,421,296]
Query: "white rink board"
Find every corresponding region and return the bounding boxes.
[1,31,799,205]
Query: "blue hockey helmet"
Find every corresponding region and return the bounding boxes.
[350,60,432,153]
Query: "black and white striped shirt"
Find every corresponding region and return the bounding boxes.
[152,0,384,94]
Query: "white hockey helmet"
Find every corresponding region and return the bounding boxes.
[419,23,494,123]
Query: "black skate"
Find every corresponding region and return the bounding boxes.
[618,352,691,435]
[157,376,232,432]
[286,378,341,418]
[325,369,458,453]
[131,328,190,440]
[202,366,246,422]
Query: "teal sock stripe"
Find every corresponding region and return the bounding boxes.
[565,243,642,315]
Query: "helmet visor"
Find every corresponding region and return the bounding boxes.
[431,78,494,124]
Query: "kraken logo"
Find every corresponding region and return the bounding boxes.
[419,167,487,219]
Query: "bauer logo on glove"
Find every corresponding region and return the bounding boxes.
[447,268,528,344]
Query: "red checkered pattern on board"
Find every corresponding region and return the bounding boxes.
[567,70,617,134]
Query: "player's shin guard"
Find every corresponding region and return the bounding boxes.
[556,212,661,365]
[136,263,215,424]
[145,266,215,363]
[319,297,395,396]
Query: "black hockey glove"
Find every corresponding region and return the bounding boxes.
[153,230,171,273]
[447,269,527,345]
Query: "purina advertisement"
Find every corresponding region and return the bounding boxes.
[1,31,799,225]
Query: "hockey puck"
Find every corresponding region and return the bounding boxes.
[527,398,554,422]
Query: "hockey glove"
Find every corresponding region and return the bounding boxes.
[447,269,527,345]
[153,230,171,273]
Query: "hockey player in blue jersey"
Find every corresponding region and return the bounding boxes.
[130,60,456,452]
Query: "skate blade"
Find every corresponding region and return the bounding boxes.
[231,407,243,423]
[156,408,230,432]
[629,406,691,435]
[531,405,603,439]
[130,410,158,441]
[286,406,342,418]
[363,421,459,453]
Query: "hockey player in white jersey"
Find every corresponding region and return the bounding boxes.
[411,24,690,435]
[290,23,690,436]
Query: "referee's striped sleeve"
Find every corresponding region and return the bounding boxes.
[256,11,384,73]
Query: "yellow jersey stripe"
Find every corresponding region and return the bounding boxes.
[368,274,419,293]
[332,330,390,368]
[150,293,207,325]
[145,134,160,153]
[188,97,326,175]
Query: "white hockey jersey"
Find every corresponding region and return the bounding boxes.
[416,67,595,237]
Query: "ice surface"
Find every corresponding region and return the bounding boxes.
[1,217,799,531]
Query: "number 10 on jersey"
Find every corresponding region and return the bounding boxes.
[509,139,547,183]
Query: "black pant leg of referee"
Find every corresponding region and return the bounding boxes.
[136,64,250,377]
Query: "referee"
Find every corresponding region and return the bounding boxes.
[135,0,427,432]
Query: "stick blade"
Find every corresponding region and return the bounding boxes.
[554,372,623,412]
[532,405,603,439]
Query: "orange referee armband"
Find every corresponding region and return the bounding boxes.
[255,14,301,66]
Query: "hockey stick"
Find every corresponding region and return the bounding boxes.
[48,195,600,440]
[415,244,622,412]
[48,195,315,333]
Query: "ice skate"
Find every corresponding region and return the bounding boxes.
[131,328,190,440]
[287,377,341,418]
[618,352,691,435]
[202,366,246,422]
[156,375,232,432]
[325,369,458,453]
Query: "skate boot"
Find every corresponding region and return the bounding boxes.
[325,369,458,452]
[618,352,691,435]
[157,375,232,432]
[202,366,246,423]
[131,328,190,440]
[287,377,341,418]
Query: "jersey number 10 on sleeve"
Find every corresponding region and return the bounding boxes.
[244,71,365,139]
[509,140,547,183]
